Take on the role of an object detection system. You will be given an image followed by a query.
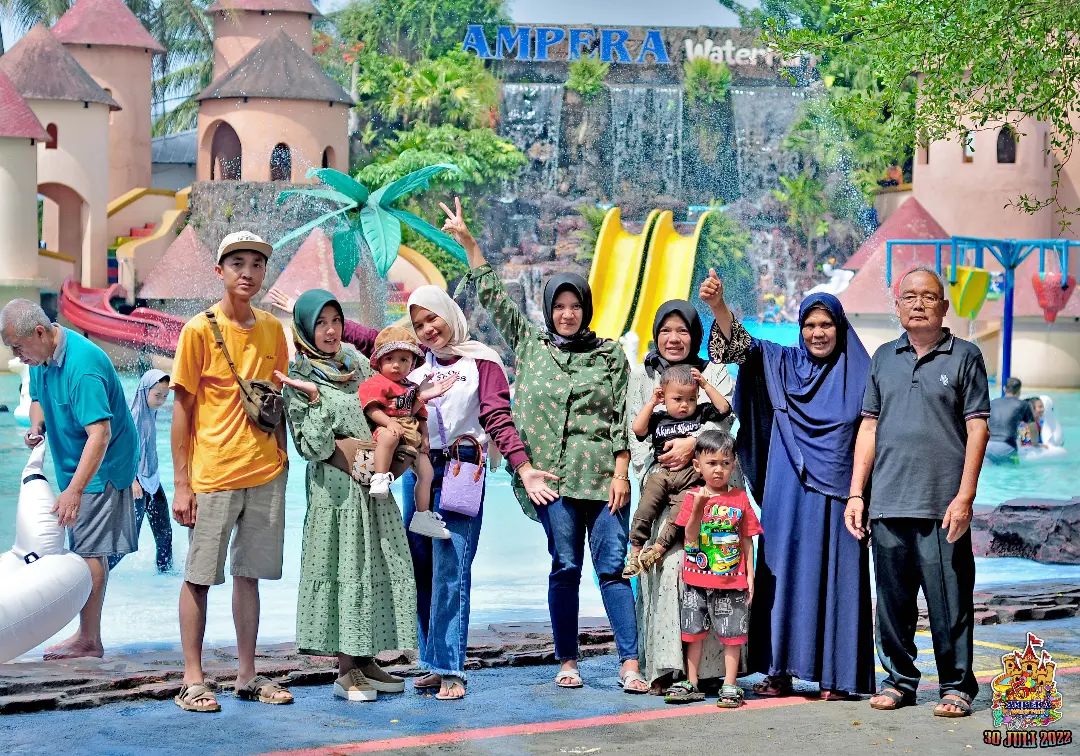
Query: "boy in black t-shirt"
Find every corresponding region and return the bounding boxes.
[624,364,731,578]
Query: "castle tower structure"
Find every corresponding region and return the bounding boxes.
[195,30,352,182]
[0,71,49,309]
[51,0,165,200]
[207,0,320,80]
[0,25,120,287]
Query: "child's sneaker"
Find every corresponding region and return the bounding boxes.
[369,472,394,499]
[622,551,642,579]
[409,510,451,539]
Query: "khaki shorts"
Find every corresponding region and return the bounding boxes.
[185,471,287,586]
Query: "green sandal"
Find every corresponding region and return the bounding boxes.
[664,680,705,704]
[717,684,744,708]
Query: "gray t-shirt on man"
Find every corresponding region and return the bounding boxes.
[861,329,991,520]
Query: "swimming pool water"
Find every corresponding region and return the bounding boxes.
[0,370,1076,656]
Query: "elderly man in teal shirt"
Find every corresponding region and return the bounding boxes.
[1,299,138,660]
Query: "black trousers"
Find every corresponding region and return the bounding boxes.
[108,487,173,573]
[871,518,978,701]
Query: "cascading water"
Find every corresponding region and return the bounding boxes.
[609,85,684,198]
[500,83,565,192]
[730,86,806,200]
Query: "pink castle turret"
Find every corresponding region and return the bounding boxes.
[51,0,165,200]
[207,0,320,80]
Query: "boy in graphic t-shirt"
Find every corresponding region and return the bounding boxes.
[662,430,761,708]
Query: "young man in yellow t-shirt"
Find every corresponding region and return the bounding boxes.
[170,231,292,712]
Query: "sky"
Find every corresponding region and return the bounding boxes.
[2,0,755,52]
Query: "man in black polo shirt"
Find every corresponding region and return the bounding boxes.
[845,266,990,718]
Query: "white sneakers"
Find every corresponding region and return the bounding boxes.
[369,472,394,499]
[409,510,451,539]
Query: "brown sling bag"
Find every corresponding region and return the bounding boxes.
[204,310,284,433]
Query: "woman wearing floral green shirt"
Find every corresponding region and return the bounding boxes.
[441,199,647,693]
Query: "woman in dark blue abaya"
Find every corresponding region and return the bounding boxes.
[700,270,875,698]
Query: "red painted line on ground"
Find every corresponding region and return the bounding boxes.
[265,695,813,756]
[270,666,1080,756]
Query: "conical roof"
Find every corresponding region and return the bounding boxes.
[844,197,948,271]
[839,198,949,315]
[262,228,363,305]
[51,0,165,53]
[0,71,48,140]
[139,225,221,299]
[0,25,120,109]
[206,0,320,16]
[197,30,352,105]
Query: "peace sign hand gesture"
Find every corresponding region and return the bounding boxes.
[439,197,485,268]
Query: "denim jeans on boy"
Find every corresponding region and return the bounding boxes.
[402,446,484,681]
[535,496,639,662]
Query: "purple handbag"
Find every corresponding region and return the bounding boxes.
[432,404,485,517]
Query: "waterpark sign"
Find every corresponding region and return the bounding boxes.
[463,25,671,64]
[462,25,798,69]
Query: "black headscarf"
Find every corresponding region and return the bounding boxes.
[643,299,707,378]
[542,273,603,352]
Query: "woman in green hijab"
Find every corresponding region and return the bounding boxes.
[276,289,417,703]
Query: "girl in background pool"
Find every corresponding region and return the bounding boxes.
[109,369,173,573]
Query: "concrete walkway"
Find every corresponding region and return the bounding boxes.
[2,617,1077,755]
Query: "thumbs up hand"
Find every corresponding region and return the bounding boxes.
[698,268,725,308]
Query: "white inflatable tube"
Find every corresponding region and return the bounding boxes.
[1019,444,1067,462]
[7,358,30,428]
[0,443,92,663]
[1039,395,1064,447]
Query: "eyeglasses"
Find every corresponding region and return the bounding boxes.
[899,293,942,306]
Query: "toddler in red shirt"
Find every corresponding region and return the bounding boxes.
[358,326,455,539]
[662,430,761,708]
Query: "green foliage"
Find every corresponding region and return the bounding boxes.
[697,207,756,317]
[761,0,1080,229]
[405,235,469,281]
[335,0,506,60]
[683,58,732,108]
[357,124,524,189]
[772,172,830,275]
[575,204,609,262]
[566,58,610,100]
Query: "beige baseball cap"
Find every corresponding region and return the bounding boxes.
[216,231,273,264]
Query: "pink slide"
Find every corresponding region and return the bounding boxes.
[58,279,185,356]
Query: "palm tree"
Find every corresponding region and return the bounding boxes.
[0,0,72,53]
[772,172,830,280]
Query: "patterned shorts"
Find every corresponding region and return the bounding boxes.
[679,583,749,645]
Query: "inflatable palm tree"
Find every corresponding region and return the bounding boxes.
[274,165,467,284]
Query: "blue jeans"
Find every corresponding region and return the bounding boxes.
[535,497,638,663]
[402,447,484,681]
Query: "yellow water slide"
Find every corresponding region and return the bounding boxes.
[626,210,712,363]
[587,208,661,340]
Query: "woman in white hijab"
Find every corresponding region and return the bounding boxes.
[400,285,558,699]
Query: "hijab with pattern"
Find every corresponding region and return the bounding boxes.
[542,273,603,352]
[643,299,707,378]
[291,289,360,383]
